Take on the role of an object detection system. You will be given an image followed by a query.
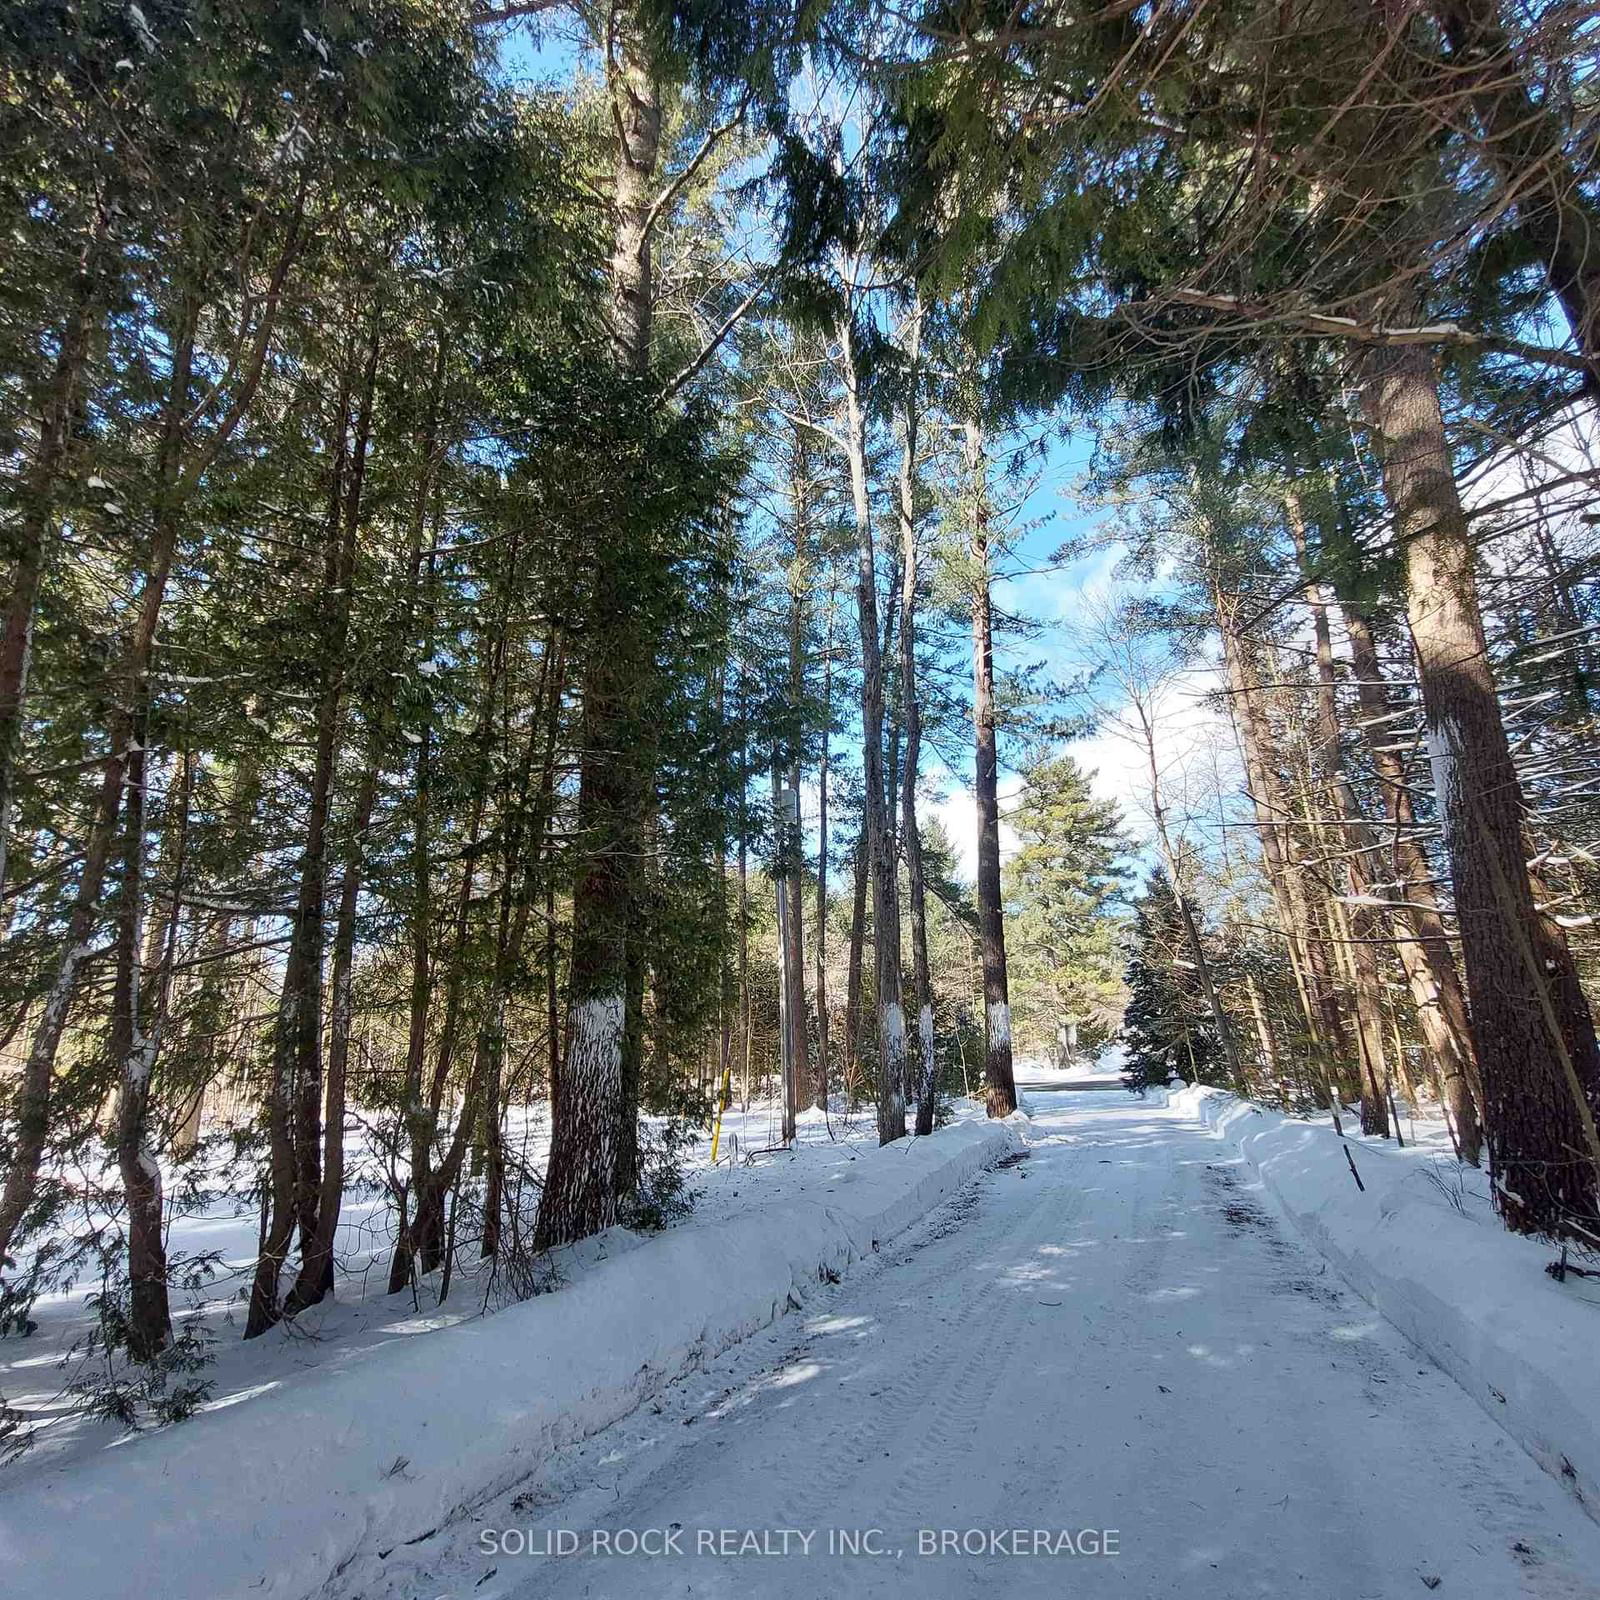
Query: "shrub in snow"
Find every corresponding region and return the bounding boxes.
[620,1117,699,1232]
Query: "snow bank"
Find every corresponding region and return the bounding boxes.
[1171,1083,1600,1523]
[0,1114,1023,1600]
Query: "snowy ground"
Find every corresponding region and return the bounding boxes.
[348,1082,1600,1600]
[1,1093,889,1475]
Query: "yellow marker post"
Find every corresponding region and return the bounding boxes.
[708,1066,733,1164]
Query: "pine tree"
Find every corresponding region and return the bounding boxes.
[1122,870,1226,1093]
[1003,753,1131,1062]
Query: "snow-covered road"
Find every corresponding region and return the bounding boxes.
[378,1088,1600,1600]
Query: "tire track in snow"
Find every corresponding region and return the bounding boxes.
[871,1153,1092,1533]
[365,1148,1029,1600]
[376,1091,1600,1600]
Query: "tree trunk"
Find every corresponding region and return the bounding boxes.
[738,732,751,1112]
[966,419,1017,1118]
[1325,895,1393,1136]
[478,997,507,1263]
[111,728,172,1362]
[393,692,435,1290]
[842,826,868,1101]
[1337,597,1483,1161]
[840,317,907,1143]
[783,817,808,1125]
[1213,585,1351,1096]
[534,1,661,1248]
[535,614,638,1246]
[1244,968,1288,1098]
[5,205,303,1281]
[0,758,120,1269]
[1289,509,1391,1134]
[772,762,799,1143]
[284,766,377,1314]
[0,215,106,905]
[881,541,906,1109]
[479,707,540,1262]
[296,332,376,1265]
[813,592,834,1111]
[1,290,200,1297]
[247,331,368,1336]
[108,299,209,1360]
[1136,688,1246,1091]
[1363,343,1600,1234]
[777,438,812,1137]
[897,312,938,1134]
[534,636,567,1113]
[401,636,505,1285]
[246,616,342,1335]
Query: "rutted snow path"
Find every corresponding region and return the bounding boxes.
[368,1089,1600,1600]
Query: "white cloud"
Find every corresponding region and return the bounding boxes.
[1068,661,1234,836]
[927,770,1024,884]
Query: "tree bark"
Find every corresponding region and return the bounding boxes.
[534,636,567,1113]
[771,766,791,1135]
[1336,598,1484,1160]
[534,598,639,1245]
[840,316,907,1143]
[246,587,343,1335]
[897,312,938,1134]
[478,699,544,1262]
[394,666,436,1289]
[2,198,300,1281]
[0,212,106,905]
[1213,581,1352,1098]
[842,826,868,1101]
[1291,489,1480,1136]
[1363,343,1600,1235]
[284,765,377,1315]
[813,590,834,1111]
[111,729,174,1362]
[248,326,370,1336]
[777,434,813,1138]
[534,0,662,1247]
[14,281,207,1341]
[1289,508,1392,1134]
[738,722,751,1111]
[397,630,506,1287]
[1244,968,1288,1098]
[108,297,208,1360]
[965,419,1017,1118]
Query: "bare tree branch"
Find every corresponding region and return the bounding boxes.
[1139,288,1591,375]
[642,93,753,245]
[660,279,766,402]
[468,0,569,25]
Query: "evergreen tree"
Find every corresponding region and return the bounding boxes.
[1122,869,1226,1092]
[1003,753,1130,1061]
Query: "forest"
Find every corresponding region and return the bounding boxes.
[1,0,1598,1456]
